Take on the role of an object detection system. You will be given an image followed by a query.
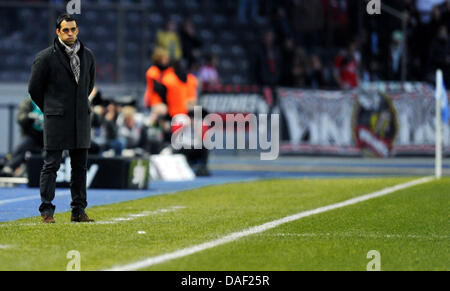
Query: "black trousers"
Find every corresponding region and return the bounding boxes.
[39,149,88,216]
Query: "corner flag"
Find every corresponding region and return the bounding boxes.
[436,71,448,123]
[435,69,446,179]
[441,82,448,123]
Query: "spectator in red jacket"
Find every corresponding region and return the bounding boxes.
[334,42,360,89]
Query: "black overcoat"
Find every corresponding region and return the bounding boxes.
[28,38,95,150]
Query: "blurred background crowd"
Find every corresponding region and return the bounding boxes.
[1,0,449,87]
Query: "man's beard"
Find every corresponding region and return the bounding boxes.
[64,38,76,47]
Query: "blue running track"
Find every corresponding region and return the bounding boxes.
[0,169,396,222]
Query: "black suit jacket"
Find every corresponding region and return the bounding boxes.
[28,38,95,150]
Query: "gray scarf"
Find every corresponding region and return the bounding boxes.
[59,38,81,84]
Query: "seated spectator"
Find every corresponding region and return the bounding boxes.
[0,98,43,177]
[156,19,183,62]
[306,54,326,89]
[117,106,147,153]
[197,54,221,86]
[334,42,360,90]
[90,99,123,156]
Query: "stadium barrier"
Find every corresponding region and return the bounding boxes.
[26,155,149,189]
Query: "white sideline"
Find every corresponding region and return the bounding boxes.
[104,176,435,271]
[95,206,186,225]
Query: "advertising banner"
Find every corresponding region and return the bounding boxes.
[279,83,450,157]
[199,90,270,116]
[198,88,272,152]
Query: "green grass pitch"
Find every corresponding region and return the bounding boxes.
[0,177,448,271]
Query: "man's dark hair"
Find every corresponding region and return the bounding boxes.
[56,13,77,29]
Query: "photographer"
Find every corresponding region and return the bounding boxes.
[0,98,43,177]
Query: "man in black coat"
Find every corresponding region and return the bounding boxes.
[28,13,96,223]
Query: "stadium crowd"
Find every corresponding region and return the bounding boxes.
[132,0,450,89]
[5,0,450,87]
[143,0,450,89]
[249,0,450,89]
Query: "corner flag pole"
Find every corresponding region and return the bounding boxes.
[435,70,443,179]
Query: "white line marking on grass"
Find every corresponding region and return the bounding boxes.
[0,245,13,249]
[0,206,186,227]
[104,176,434,271]
[95,206,185,225]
